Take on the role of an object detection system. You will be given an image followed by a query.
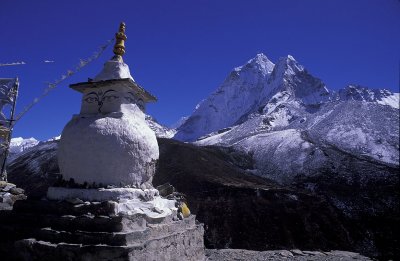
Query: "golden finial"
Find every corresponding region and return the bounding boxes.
[113,22,127,56]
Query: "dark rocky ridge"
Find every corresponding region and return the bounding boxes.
[290,131,400,260]
[153,138,352,251]
[205,249,373,261]
[6,138,399,260]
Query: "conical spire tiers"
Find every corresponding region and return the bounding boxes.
[113,22,127,57]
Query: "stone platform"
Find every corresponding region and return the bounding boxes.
[0,191,205,261]
[0,181,26,211]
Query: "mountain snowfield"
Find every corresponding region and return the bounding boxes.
[174,53,399,183]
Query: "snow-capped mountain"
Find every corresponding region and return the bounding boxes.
[174,54,340,142]
[261,55,331,107]
[9,137,39,155]
[174,53,275,141]
[175,54,399,143]
[174,53,399,184]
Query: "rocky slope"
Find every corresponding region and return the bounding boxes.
[205,249,373,261]
[153,139,354,251]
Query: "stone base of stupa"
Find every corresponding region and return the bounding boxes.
[0,181,27,211]
[0,187,205,261]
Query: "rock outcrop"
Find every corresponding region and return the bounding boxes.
[0,181,26,210]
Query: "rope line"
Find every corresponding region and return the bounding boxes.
[13,38,114,123]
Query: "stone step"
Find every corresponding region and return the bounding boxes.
[34,216,197,246]
[1,212,125,232]
[35,227,144,246]
[12,199,180,231]
[52,212,168,233]
[16,223,205,261]
[15,239,132,261]
[147,215,196,237]
[13,199,118,217]
[50,214,126,232]
[0,223,40,241]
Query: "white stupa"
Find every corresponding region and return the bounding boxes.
[58,22,158,188]
[18,24,205,260]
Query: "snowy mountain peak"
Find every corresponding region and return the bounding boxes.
[234,53,275,76]
[249,53,274,69]
[174,53,398,142]
[273,55,304,77]
[260,55,330,107]
[175,54,276,141]
[175,53,333,141]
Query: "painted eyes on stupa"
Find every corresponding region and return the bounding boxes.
[124,92,137,104]
[124,96,135,103]
[124,96,144,110]
[137,99,144,110]
[85,95,119,103]
[103,95,119,102]
[84,96,98,103]
[84,90,119,103]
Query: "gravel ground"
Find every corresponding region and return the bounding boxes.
[205,249,374,261]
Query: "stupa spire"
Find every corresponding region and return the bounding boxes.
[113,22,127,57]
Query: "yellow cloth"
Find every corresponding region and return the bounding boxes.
[181,202,191,218]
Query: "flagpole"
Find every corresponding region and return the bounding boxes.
[0,78,19,180]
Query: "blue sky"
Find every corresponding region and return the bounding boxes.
[1,0,399,140]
